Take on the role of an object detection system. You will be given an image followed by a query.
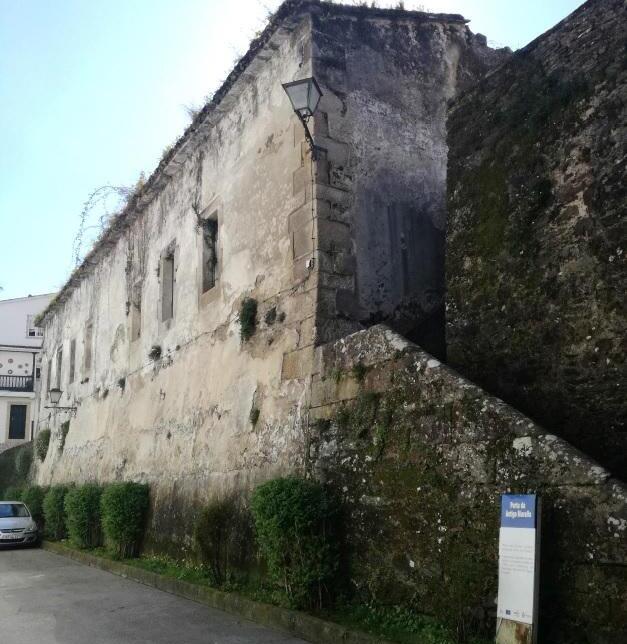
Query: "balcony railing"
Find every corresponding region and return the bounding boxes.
[0,375,34,392]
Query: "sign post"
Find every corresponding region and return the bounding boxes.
[496,494,540,644]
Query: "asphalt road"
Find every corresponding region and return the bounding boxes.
[0,548,306,644]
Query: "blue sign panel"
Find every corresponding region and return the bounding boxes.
[500,494,537,529]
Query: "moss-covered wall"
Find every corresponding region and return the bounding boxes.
[310,325,626,643]
[446,0,626,479]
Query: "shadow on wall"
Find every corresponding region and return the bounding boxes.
[356,194,446,360]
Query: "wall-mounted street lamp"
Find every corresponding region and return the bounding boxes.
[282,76,323,158]
[45,388,77,415]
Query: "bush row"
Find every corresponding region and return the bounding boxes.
[5,482,149,557]
[7,477,338,610]
[194,477,338,610]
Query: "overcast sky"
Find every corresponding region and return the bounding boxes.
[0,0,584,300]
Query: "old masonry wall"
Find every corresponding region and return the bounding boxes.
[36,15,320,554]
[309,5,508,358]
[446,0,627,478]
[309,325,626,643]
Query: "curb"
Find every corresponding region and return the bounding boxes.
[42,541,392,644]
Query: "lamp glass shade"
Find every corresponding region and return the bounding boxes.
[282,77,322,117]
[49,387,62,405]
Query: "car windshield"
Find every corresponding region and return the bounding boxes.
[0,504,30,518]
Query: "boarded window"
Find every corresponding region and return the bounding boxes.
[55,347,63,388]
[83,322,93,376]
[201,218,218,292]
[130,283,142,341]
[69,339,76,383]
[46,358,52,395]
[161,250,175,321]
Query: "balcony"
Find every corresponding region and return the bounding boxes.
[0,375,34,393]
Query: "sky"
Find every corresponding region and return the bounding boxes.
[0,0,585,300]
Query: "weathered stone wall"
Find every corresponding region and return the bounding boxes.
[309,325,626,643]
[36,13,318,553]
[447,0,626,478]
[310,5,508,357]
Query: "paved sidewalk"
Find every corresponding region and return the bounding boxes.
[0,548,306,644]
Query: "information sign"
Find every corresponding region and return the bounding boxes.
[496,494,540,643]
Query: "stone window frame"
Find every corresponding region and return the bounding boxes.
[83,320,93,379]
[159,240,177,327]
[130,280,142,342]
[198,206,221,309]
[68,338,76,384]
[55,345,63,389]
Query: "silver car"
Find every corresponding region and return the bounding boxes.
[0,501,39,546]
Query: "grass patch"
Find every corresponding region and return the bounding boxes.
[328,603,492,644]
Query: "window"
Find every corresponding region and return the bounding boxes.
[83,322,93,376]
[69,339,76,383]
[8,404,27,439]
[161,249,175,322]
[201,218,218,292]
[130,282,142,341]
[26,315,44,338]
[46,358,52,395]
[55,347,63,388]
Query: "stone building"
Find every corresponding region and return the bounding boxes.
[35,1,625,641]
[35,1,502,541]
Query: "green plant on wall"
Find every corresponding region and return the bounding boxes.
[59,421,70,453]
[239,297,258,341]
[35,429,51,462]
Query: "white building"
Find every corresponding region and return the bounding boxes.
[0,293,55,452]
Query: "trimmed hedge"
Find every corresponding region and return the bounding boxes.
[251,477,338,609]
[1,485,24,501]
[65,484,103,548]
[100,482,149,558]
[43,485,72,540]
[21,485,46,526]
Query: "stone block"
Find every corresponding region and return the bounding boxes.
[281,347,314,381]
[317,219,352,253]
[292,225,314,259]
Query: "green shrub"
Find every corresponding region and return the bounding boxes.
[36,429,51,462]
[43,485,71,540]
[64,484,103,548]
[194,496,253,585]
[2,485,24,501]
[239,297,257,341]
[21,485,46,526]
[15,446,33,479]
[251,477,338,609]
[100,482,149,558]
